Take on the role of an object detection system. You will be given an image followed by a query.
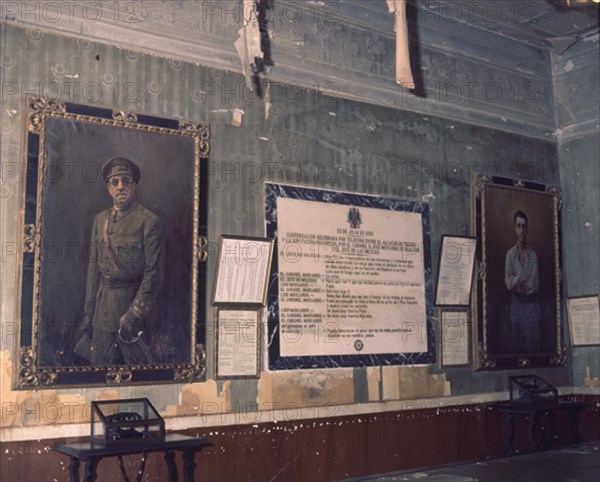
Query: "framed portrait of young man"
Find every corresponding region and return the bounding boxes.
[473,176,564,369]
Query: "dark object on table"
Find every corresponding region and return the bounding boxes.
[91,398,165,446]
[105,412,148,441]
[509,375,558,404]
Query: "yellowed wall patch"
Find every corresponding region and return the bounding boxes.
[381,366,401,400]
[1,350,89,427]
[366,367,381,401]
[1,348,232,430]
[381,365,451,401]
[585,366,600,387]
[397,366,451,399]
[164,379,231,417]
[259,369,354,408]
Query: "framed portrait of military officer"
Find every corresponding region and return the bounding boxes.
[473,176,564,369]
[12,97,209,388]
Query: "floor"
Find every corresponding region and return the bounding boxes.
[346,443,600,482]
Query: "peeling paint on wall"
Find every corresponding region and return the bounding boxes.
[366,367,381,401]
[233,0,263,90]
[0,350,88,427]
[232,108,244,127]
[386,0,415,89]
[563,60,575,72]
[382,366,450,400]
[585,367,600,387]
[382,367,401,400]
[258,369,355,407]
[163,380,231,417]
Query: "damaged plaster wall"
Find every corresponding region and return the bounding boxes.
[0,0,585,441]
[553,33,600,388]
[0,1,556,138]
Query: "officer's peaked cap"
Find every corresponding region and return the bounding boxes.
[102,157,141,183]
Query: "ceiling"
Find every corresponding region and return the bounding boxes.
[420,0,600,50]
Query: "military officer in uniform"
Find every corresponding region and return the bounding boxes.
[79,157,164,365]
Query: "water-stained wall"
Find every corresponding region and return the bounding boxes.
[1,3,597,465]
[553,33,600,389]
[0,19,575,441]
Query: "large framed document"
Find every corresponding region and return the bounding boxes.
[215,308,261,378]
[567,296,600,346]
[265,183,435,370]
[435,236,477,306]
[212,235,274,306]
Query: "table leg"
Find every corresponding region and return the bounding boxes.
[68,457,80,482]
[82,458,99,482]
[502,412,516,455]
[526,412,540,451]
[165,450,178,482]
[545,410,558,449]
[182,450,197,482]
[568,408,583,444]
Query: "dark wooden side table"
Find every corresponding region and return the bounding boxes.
[492,400,587,456]
[53,433,211,482]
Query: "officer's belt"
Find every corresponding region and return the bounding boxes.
[102,276,141,288]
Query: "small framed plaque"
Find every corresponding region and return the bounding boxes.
[567,295,600,346]
[435,235,477,307]
[215,307,261,379]
[212,235,274,306]
[440,309,470,367]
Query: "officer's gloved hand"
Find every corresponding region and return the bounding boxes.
[119,309,140,340]
[80,316,93,336]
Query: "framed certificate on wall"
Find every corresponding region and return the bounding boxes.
[435,236,477,307]
[440,309,470,367]
[567,296,600,346]
[215,307,261,378]
[265,183,435,370]
[212,235,274,306]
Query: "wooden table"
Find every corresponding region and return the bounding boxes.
[492,400,587,455]
[53,433,211,482]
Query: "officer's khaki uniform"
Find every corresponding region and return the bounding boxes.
[83,201,164,364]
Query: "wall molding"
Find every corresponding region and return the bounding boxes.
[556,117,600,141]
[1,13,556,140]
[2,386,598,443]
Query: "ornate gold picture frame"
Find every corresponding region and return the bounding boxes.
[473,176,564,369]
[13,97,209,388]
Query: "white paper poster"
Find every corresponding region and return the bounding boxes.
[277,197,427,357]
